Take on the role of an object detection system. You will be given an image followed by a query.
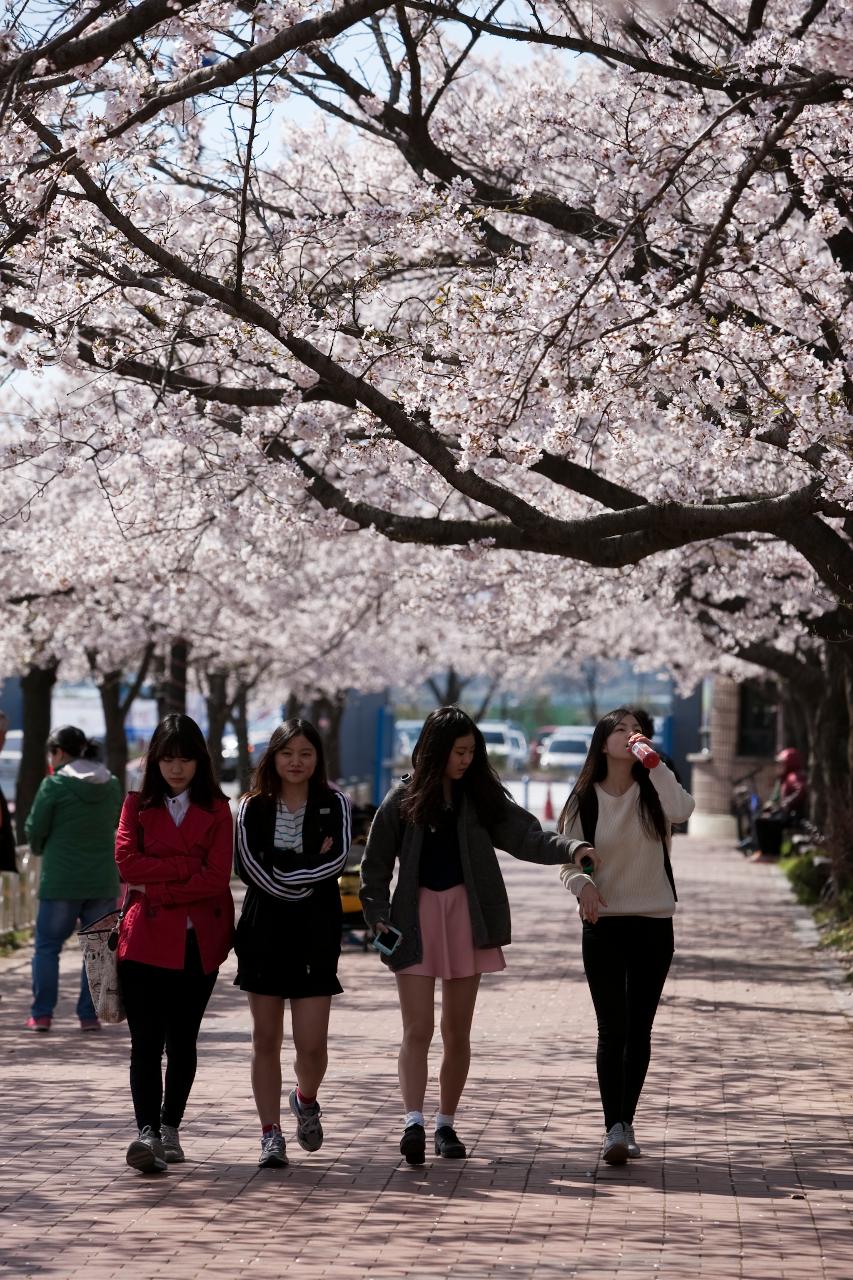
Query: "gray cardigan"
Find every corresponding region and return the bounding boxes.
[359,781,587,971]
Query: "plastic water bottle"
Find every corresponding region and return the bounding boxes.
[630,740,660,769]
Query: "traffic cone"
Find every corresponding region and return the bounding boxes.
[543,784,555,823]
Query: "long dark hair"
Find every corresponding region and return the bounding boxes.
[138,714,226,810]
[557,706,669,845]
[247,718,329,804]
[400,706,509,827]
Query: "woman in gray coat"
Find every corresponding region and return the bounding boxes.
[360,706,593,1166]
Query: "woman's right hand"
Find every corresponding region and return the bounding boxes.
[578,882,608,924]
[373,920,391,934]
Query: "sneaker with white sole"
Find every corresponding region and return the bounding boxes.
[126,1126,167,1174]
[624,1123,641,1158]
[289,1088,323,1152]
[258,1127,288,1168]
[160,1123,185,1163]
[602,1122,629,1165]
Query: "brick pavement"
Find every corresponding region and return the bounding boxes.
[0,837,851,1280]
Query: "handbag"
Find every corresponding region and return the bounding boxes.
[77,893,130,1024]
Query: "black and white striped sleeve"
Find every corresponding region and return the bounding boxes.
[235,792,352,903]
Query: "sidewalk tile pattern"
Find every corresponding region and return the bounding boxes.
[0,838,850,1278]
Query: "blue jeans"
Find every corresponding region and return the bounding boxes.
[32,897,118,1021]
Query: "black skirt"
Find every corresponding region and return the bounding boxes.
[234,884,343,999]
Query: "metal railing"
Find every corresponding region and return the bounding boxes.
[0,846,39,935]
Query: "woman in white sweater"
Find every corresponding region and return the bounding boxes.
[558,707,694,1165]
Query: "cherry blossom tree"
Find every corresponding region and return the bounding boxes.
[2,1,852,869]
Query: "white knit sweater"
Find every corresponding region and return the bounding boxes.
[559,764,695,918]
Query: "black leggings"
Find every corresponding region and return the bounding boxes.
[119,931,218,1132]
[582,916,674,1131]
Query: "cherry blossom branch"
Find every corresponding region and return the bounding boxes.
[102,0,393,140]
[692,99,808,300]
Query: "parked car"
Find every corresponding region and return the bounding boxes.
[220,731,275,783]
[0,729,23,807]
[539,729,595,779]
[528,725,561,770]
[478,722,528,772]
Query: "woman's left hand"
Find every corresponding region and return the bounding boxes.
[320,836,333,854]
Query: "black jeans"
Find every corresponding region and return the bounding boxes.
[119,930,218,1132]
[582,916,674,1131]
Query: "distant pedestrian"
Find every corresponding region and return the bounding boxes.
[25,725,122,1032]
[752,747,808,861]
[234,719,351,1169]
[0,712,18,874]
[360,705,590,1167]
[115,714,234,1175]
[559,707,694,1165]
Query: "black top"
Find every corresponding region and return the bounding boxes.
[419,801,464,891]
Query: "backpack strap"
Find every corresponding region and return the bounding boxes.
[578,785,677,901]
[577,789,598,848]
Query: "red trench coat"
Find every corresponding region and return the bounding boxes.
[114,792,234,973]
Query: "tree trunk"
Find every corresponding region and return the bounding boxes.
[205,670,229,781]
[16,662,58,841]
[285,690,301,720]
[426,666,467,706]
[310,690,347,781]
[812,644,853,890]
[163,638,190,715]
[233,684,253,794]
[98,670,130,791]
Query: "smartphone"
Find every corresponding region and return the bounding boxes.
[372,925,403,956]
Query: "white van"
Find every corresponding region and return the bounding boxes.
[478,722,528,772]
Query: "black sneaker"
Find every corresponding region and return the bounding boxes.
[434,1125,466,1158]
[400,1122,426,1166]
[126,1126,168,1174]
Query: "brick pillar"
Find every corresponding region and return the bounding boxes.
[687,676,739,838]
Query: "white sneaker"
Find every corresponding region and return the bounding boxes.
[602,1122,629,1165]
[126,1126,167,1174]
[624,1124,641,1158]
[161,1123,185,1163]
[289,1088,324,1152]
[258,1127,288,1168]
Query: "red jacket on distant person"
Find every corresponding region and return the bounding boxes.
[775,748,808,817]
[114,792,234,973]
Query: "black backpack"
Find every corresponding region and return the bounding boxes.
[577,789,677,901]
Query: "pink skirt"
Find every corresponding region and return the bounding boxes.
[400,884,506,979]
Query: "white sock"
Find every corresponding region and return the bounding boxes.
[435,1112,455,1130]
[404,1110,424,1129]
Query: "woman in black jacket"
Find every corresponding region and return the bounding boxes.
[234,719,351,1169]
[360,705,591,1167]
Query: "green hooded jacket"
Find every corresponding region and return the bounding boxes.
[25,760,122,900]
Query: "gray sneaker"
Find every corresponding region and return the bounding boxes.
[624,1124,641,1158]
[258,1127,288,1168]
[161,1123,185,1163]
[126,1126,167,1174]
[602,1122,629,1165]
[289,1088,323,1152]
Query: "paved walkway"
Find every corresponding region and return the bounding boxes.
[1,838,851,1280]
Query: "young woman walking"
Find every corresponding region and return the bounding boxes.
[359,705,591,1166]
[234,719,351,1168]
[558,707,694,1165]
[115,714,234,1174]
[25,725,122,1032]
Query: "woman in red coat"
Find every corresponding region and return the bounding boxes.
[115,714,234,1174]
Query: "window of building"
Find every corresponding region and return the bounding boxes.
[737,681,777,757]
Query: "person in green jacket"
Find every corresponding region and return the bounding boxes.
[25,725,122,1032]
